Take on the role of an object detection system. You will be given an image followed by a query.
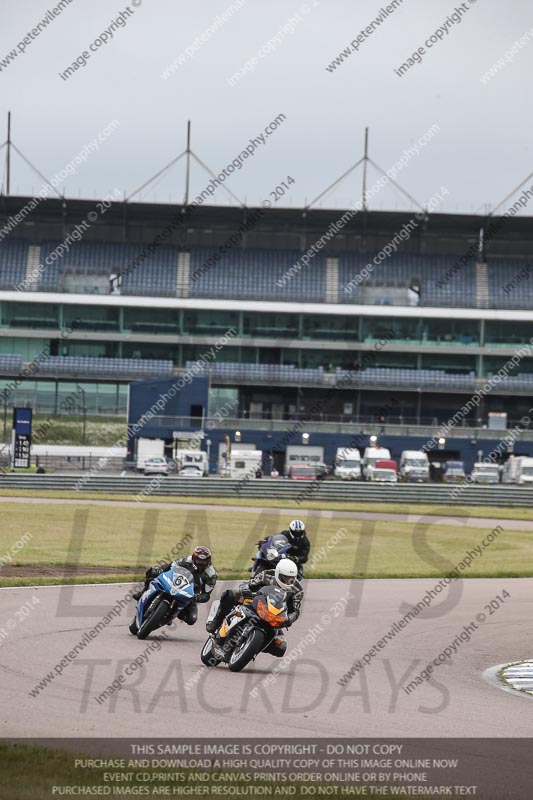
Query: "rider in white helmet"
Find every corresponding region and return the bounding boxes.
[274,559,298,589]
[206,558,304,657]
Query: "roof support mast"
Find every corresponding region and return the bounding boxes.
[362,126,368,212]
[6,111,11,195]
[184,120,191,206]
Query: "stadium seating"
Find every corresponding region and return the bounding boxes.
[186,361,326,384]
[0,355,23,372]
[6,236,533,310]
[336,367,477,389]
[37,241,178,296]
[0,240,29,290]
[486,259,533,309]
[31,356,173,377]
[339,253,477,307]
[487,372,533,389]
[188,248,326,302]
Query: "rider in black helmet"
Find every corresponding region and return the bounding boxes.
[132,545,217,625]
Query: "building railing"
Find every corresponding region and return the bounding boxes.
[142,415,533,440]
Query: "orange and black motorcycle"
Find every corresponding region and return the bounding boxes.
[200,585,288,672]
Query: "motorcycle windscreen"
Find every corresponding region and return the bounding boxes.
[159,565,195,606]
[253,588,287,627]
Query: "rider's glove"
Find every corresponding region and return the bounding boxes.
[195,591,210,603]
[240,589,254,601]
[146,566,164,580]
[286,611,298,627]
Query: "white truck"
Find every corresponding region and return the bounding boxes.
[136,438,165,472]
[362,446,391,480]
[399,450,430,482]
[176,449,208,477]
[516,456,533,485]
[285,445,324,476]
[334,447,362,480]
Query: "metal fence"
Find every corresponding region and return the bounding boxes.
[0,475,532,507]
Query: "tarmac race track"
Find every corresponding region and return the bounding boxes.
[1,578,531,739]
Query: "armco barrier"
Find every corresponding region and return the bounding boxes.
[0,475,532,507]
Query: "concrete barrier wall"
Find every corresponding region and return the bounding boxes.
[1,475,532,507]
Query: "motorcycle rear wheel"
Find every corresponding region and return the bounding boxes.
[228,628,265,672]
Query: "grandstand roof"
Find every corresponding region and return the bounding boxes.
[3,195,533,256]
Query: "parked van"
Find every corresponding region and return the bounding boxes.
[176,450,208,477]
[288,463,316,480]
[470,462,500,484]
[363,446,391,480]
[443,460,466,483]
[516,456,533,485]
[399,450,430,482]
[334,447,362,480]
[370,459,398,482]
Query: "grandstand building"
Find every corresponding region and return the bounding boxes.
[0,194,533,469]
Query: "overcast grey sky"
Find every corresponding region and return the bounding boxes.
[1,0,532,214]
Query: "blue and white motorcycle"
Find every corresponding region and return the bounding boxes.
[129,564,195,640]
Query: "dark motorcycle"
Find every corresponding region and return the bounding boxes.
[251,534,301,577]
[200,585,288,672]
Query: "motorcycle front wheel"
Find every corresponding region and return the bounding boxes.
[137,597,169,640]
[228,628,265,672]
[200,637,223,667]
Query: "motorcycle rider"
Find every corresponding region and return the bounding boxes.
[132,545,217,626]
[257,519,310,576]
[205,559,303,657]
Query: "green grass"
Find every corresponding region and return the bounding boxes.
[0,742,448,800]
[1,498,533,587]
[0,743,101,800]
[2,414,126,447]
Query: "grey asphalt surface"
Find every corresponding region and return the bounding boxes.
[1,494,533,530]
[1,578,531,739]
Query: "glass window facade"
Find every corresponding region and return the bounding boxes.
[0,300,529,383]
[362,316,420,342]
[184,309,239,336]
[243,312,298,339]
[63,303,120,332]
[0,379,127,414]
[124,306,181,335]
[484,320,533,346]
